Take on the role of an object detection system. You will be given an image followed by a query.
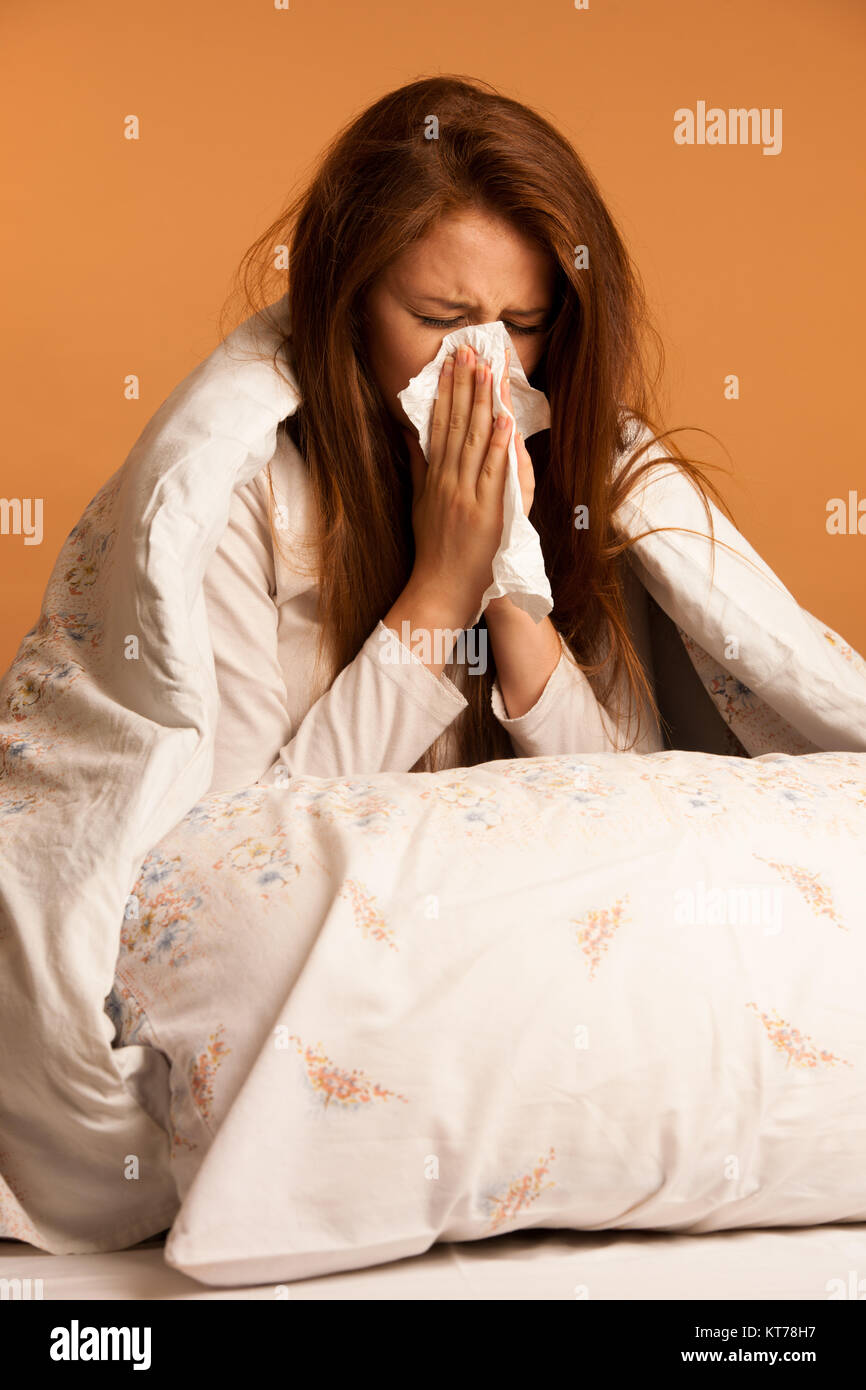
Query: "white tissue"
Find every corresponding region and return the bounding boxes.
[397,320,553,627]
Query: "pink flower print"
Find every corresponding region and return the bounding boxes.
[167,1089,199,1160]
[0,730,51,790]
[18,658,84,721]
[0,786,40,822]
[286,1035,408,1109]
[746,1004,852,1070]
[0,1158,43,1244]
[25,610,103,655]
[184,789,264,832]
[638,767,723,817]
[189,1025,231,1125]
[63,560,100,596]
[753,856,847,930]
[503,757,618,812]
[483,1146,557,1234]
[823,628,866,676]
[62,523,115,598]
[54,610,102,649]
[422,777,503,827]
[121,853,203,967]
[104,978,149,1047]
[293,781,404,833]
[572,895,630,978]
[706,671,759,718]
[339,878,397,951]
[213,833,300,896]
[834,777,866,812]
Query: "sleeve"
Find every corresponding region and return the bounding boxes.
[261,621,468,783]
[201,477,295,794]
[489,566,665,757]
[489,635,659,756]
[201,470,468,792]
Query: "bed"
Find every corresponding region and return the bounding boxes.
[3,1225,866,1300]
[2,295,865,1293]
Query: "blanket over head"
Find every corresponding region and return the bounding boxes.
[1,294,865,1254]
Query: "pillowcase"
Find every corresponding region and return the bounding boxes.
[104,745,866,1285]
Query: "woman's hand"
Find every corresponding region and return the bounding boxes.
[404,343,513,632]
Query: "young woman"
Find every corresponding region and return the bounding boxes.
[202,74,736,794]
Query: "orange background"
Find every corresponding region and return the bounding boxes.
[2,0,864,674]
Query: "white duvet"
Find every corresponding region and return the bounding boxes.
[1,296,865,1284]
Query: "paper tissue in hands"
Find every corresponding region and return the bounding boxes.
[397,320,553,626]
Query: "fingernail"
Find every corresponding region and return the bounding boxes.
[442,355,454,375]
[495,414,509,430]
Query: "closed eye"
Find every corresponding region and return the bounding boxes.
[415,315,546,336]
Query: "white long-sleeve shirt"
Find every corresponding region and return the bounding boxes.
[201,423,664,794]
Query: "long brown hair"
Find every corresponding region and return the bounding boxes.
[219,74,743,769]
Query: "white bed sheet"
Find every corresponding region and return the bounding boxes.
[2,1225,865,1300]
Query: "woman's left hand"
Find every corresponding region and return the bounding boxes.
[501,348,535,518]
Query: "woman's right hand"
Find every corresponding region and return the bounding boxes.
[405,343,513,631]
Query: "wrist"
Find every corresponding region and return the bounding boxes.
[398,575,478,634]
[484,595,535,629]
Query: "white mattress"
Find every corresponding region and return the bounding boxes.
[3,1224,865,1300]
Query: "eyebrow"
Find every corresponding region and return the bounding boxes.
[414,295,550,317]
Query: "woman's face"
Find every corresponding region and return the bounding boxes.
[361,207,558,450]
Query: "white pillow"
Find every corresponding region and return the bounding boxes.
[100,746,866,1285]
